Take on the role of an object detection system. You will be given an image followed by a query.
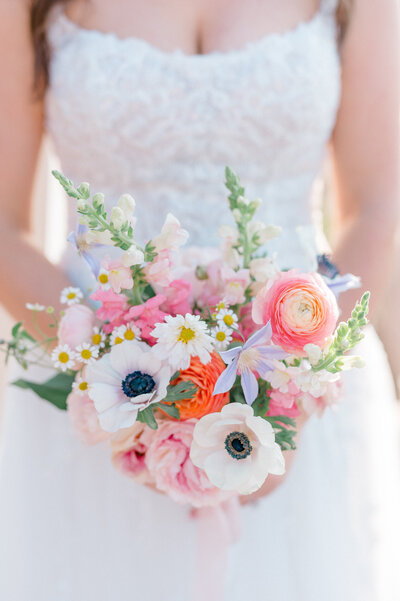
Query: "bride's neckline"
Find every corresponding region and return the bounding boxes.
[55,2,330,61]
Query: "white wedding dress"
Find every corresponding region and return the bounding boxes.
[1,1,400,599]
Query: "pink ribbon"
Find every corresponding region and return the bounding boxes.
[192,497,242,601]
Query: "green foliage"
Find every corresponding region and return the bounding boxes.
[157,403,180,419]
[12,372,75,410]
[264,415,297,451]
[312,291,370,373]
[137,405,158,429]
[224,166,263,268]
[163,380,198,404]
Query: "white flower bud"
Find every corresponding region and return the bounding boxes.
[77,198,88,211]
[118,193,136,217]
[92,193,105,210]
[78,214,91,226]
[218,225,239,244]
[232,209,241,223]
[303,343,323,366]
[110,206,125,229]
[122,246,145,267]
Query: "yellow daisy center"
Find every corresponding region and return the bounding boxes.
[216,302,226,311]
[92,333,102,345]
[124,329,135,341]
[81,349,92,360]
[78,382,88,392]
[67,292,76,300]
[223,315,234,327]
[99,273,109,284]
[216,331,226,342]
[114,336,123,345]
[178,326,196,343]
[58,352,70,364]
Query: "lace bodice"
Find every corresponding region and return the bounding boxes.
[45,0,341,270]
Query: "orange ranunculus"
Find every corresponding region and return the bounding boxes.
[166,352,230,420]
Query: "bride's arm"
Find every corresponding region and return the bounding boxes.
[0,2,70,334]
[330,0,400,320]
[242,0,400,504]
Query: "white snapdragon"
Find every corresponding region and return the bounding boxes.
[152,213,189,253]
[303,343,323,366]
[249,256,279,283]
[110,206,126,229]
[122,245,145,267]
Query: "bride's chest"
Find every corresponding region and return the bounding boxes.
[45,12,341,178]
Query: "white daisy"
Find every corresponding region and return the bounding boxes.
[90,327,106,349]
[86,340,172,432]
[72,375,90,395]
[190,403,285,495]
[211,299,230,320]
[75,343,99,365]
[97,268,110,289]
[216,308,238,329]
[60,286,83,305]
[211,325,233,351]
[110,323,141,346]
[51,344,76,371]
[152,313,213,370]
[26,303,45,311]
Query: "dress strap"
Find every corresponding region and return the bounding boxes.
[320,0,339,15]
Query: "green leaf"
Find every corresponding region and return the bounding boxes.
[137,406,158,429]
[11,322,23,338]
[157,402,180,419]
[12,372,75,410]
[163,380,198,404]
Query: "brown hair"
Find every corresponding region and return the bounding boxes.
[30,0,354,97]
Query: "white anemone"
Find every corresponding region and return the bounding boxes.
[190,403,285,495]
[86,341,171,432]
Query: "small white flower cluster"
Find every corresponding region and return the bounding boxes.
[51,326,107,372]
[209,300,239,352]
[110,323,141,346]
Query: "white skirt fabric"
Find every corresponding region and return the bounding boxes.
[0,327,399,601]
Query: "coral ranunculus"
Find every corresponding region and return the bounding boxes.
[167,352,230,420]
[252,270,339,353]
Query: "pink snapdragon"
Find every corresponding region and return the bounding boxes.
[160,279,192,316]
[90,288,129,332]
[144,249,173,287]
[102,256,133,294]
[220,265,251,305]
[125,294,168,344]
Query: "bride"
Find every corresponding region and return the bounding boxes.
[1,0,400,599]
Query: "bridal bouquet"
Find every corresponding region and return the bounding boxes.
[2,168,369,506]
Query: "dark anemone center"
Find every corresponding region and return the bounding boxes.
[121,371,156,398]
[224,431,252,460]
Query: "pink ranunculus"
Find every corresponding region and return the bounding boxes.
[67,391,110,445]
[125,294,168,344]
[58,304,95,349]
[110,422,154,484]
[145,420,234,507]
[102,256,133,294]
[220,265,251,305]
[144,249,173,288]
[90,287,129,325]
[253,270,339,353]
[160,279,192,316]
